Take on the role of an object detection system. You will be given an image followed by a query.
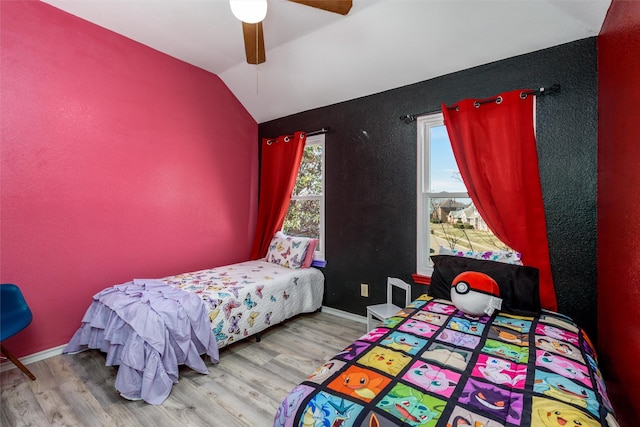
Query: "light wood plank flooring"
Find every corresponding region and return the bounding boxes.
[1,311,366,427]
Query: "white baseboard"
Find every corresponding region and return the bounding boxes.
[0,344,66,373]
[320,305,366,324]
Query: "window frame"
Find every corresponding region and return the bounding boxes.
[416,113,468,276]
[286,133,326,260]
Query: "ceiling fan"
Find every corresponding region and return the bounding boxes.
[231,0,352,65]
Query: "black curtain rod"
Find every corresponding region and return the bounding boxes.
[307,127,330,136]
[265,127,330,143]
[399,84,561,124]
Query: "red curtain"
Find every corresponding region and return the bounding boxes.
[442,90,557,311]
[250,131,307,259]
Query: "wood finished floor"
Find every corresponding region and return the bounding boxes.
[0,311,366,427]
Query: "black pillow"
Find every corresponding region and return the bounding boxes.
[428,255,541,315]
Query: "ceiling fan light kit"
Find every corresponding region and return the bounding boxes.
[235,0,352,65]
[230,0,267,24]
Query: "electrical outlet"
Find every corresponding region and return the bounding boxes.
[360,283,369,297]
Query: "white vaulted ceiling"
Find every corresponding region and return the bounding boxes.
[41,0,610,123]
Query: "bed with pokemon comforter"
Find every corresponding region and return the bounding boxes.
[274,295,618,427]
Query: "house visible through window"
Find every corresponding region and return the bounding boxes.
[416,113,513,276]
[283,133,325,260]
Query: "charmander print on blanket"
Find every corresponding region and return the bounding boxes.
[274,295,619,427]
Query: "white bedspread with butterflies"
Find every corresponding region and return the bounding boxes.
[162,260,325,349]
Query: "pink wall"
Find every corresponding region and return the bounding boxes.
[1,1,258,357]
[598,0,640,419]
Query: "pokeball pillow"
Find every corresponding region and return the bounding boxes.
[428,255,541,315]
[451,271,503,316]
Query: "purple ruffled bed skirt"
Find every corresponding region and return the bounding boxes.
[64,279,219,404]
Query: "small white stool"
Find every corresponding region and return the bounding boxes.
[366,277,412,331]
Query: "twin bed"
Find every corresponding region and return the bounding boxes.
[274,254,620,427]
[64,234,324,404]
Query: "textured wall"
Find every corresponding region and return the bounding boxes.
[260,38,598,339]
[1,1,258,357]
[598,0,640,418]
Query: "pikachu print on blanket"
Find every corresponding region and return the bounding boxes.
[359,346,412,376]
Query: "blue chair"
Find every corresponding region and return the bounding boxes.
[1,284,36,380]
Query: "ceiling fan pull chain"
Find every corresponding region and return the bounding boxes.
[255,22,259,95]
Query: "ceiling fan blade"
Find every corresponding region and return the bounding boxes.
[288,0,352,15]
[242,21,266,65]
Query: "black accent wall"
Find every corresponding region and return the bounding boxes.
[259,37,598,340]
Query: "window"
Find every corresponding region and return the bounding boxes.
[283,133,325,260]
[417,114,511,276]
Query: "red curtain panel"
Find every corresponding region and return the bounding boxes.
[250,131,307,259]
[442,90,557,311]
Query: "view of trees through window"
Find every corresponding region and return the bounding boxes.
[283,141,323,253]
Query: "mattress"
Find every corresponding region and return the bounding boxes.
[162,259,325,349]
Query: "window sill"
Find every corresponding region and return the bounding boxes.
[412,273,431,286]
[311,259,326,268]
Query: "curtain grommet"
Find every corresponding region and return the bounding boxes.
[495,96,503,104]
[520,92,528,100]
[474,101,481,109]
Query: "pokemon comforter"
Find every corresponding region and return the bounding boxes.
[274,295,618,427]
